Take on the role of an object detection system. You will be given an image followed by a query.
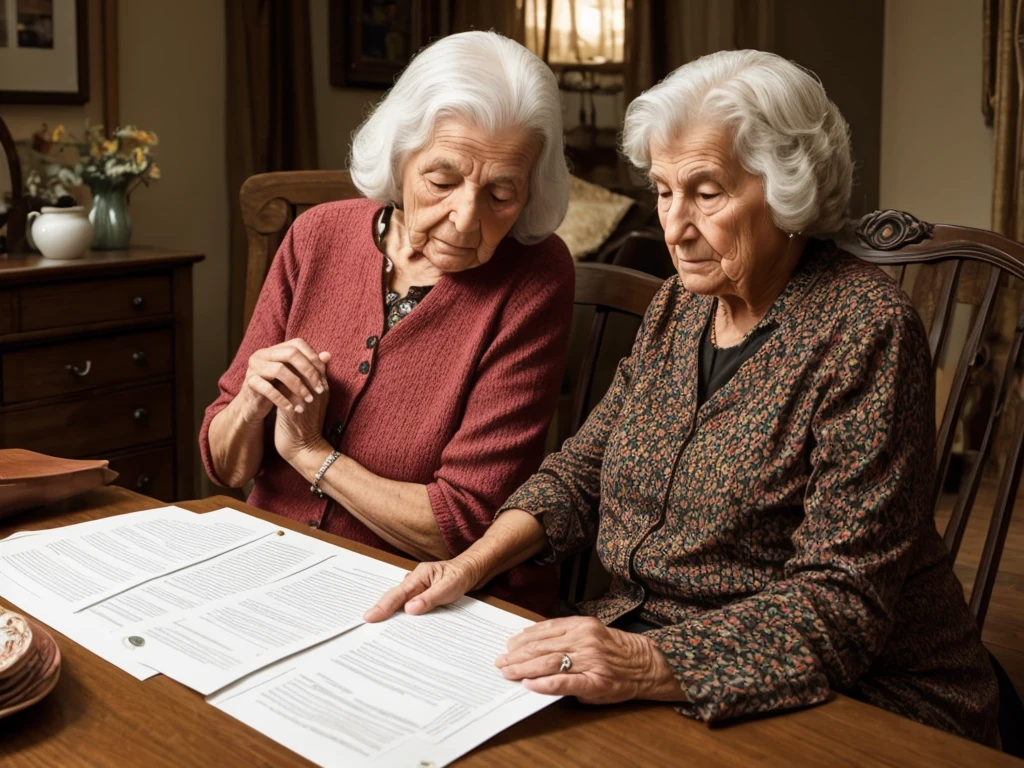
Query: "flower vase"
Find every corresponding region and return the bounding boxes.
[88,181,132,250]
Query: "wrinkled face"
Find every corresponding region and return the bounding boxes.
[650,123,789,297]
[399,118,541,272]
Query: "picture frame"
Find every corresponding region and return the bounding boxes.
[0,0,89,105]
[329,0,444,90]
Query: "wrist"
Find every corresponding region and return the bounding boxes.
[294,439,334,482]
[637,634,679,701]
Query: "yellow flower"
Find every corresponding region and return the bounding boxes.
[101,139,118,155]
[134,130,158,145]
[90,143,103,159]
[51,124,66,142]
[148,163,161,180]
[134,148,145,166]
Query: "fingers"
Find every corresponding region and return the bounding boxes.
[507,616,596,651]
[266,363,314,410]
[363,562,472,623]
[498,651,567,682]
[284,338,328,388]
[498,636,570,668]
[265,352,321,399]
[247,375,296,414]
[522,674,592,699]
[363,566,436,623]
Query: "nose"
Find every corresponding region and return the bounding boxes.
[449,187,481,234]
[661,195,700,247]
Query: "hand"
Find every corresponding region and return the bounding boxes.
[237,338,330,425]
[496,617,674,704]
[273,376,331,464]
[363,556,482,622]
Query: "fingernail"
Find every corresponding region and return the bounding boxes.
[305,394,313,403]
[315,385,324,394]
[406,599,423,613]
[295,405,304,414]
[495,654,507,666]
[363,606,380,622]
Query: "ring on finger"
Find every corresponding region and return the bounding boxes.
[559,654,572,673]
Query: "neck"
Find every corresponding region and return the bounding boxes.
[384,208,444,294]
[713,235,807,347]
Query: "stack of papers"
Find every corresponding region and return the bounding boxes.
[0,507,558,767]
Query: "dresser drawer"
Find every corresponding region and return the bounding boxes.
[0,382,174,458]
[19,275,172,332]
[0,292,13,335]
[106,445,175,501]
[2,330,173,404]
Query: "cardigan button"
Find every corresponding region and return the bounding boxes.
[366,335,378,349]
[306,519,319,528]
[358,361,370,374]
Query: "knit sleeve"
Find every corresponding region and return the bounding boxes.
[425,241,575,556]
[497,280,668,561]
[197,219,305,487]
[645,301,935,722]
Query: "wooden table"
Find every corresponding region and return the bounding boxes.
[0,487,1018,767]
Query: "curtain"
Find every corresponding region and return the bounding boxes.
[225,0,318,353]
[625,0,774,103]
[987,0,1024,471]
[451,0,525,41]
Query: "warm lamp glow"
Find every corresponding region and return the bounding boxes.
[525,0,625,65]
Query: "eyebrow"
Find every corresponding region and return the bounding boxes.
[420,157,467,174]
[683,168,727,186]
[488,173,524,187]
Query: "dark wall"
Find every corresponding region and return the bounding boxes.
[772,0,885,217]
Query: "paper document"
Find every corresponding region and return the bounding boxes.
[125,554,406,694]
[209,597,560,768]
[0,508,336,680]
[0,506,276,611]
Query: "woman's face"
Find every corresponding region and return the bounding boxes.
[399,118,540,272]
[649,123,791,298]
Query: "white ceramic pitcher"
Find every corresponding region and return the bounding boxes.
[27,206,93,260]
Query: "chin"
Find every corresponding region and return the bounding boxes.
[676,270,725,296]
[426,242,488,272]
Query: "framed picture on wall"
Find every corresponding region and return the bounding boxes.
[0,0,88,104]
[329,0,444,89]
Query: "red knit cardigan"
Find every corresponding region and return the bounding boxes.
[199,199,574,615]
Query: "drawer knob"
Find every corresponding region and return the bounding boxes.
[133,408,148,421]
[136,474,151,490]
[132,296,145,308]
[132,351,147,365]
[65,360,92,377]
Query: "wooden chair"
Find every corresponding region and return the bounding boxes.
[557,262,666,603]
[836,210,1024,633]
[0,114,28,252]
[239,170,361,332]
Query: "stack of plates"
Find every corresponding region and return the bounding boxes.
[0,610,61,718]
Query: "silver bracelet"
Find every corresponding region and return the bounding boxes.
[310,450,341,499]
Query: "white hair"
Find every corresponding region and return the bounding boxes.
[349,31,569,245]
[622,50,853,236]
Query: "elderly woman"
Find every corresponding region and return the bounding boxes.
[366,50,1001,745]
[200,31,573,615]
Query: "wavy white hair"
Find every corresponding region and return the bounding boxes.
[349,31,569,245]
[622,50,853,236]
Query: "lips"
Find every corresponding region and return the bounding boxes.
[433,238,477,253]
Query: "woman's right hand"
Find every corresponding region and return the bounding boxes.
[238,338,329,424]
[363,557,480,622]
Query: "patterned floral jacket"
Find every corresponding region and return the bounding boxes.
[502,242,1000,746]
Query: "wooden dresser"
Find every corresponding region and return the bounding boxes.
[0,247,204,502]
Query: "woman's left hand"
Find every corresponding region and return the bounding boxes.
[496,616,676,704]
[274,377,330,464]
